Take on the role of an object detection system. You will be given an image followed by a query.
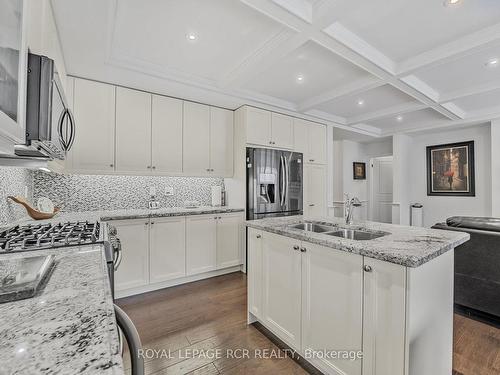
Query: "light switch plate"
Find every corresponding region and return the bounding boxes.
[165,186,174,196]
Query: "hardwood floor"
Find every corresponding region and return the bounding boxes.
[117,272,500,375]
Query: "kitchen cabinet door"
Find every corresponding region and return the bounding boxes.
[183,102,210,176]
[115,87,152,173]
[70,79,115,173]
[216,213,242,269]
[362,257,406,375]
[271,112,294,149]
[245,107,272,147]
[151,95,183,174]
[186,215,217,275]
[262,232,302,349]
[149,217,186,283]
[304,164,326,217]
[113,219,150,292]
[210,107,234,177]
[307,123,327,164]
[302,243,363,375]
[293,118,309,156]
[247,228,263,319]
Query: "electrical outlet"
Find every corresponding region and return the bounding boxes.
[24,186,28,198]
[149,186,156,196]
[165,186,174,196]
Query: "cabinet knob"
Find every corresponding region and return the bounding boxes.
[309,204,315,207]
[147,166,151,169]
[256,234,262,239]
[206,168,210,172]
[152,166,156,170]
[293,245,300,251]
[151,221,155,225]
[109,164,114,168]
[145,222,149,226]
[300,247,306,253]
[309,159,315,162]
[364,265,373,272]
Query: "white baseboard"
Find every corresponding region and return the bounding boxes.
[115,265,243,299]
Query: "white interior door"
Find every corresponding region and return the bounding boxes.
[371,157,393,223]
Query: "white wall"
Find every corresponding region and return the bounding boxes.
[405,124,492,227]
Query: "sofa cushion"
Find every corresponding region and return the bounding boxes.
[446,216,500,233]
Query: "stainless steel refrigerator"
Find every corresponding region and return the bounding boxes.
[246,147,303,220]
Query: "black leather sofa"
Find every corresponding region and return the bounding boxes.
[432,216,500,324]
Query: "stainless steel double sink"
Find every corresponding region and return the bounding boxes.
[288,222,389,241]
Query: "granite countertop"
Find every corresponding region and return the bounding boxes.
[245,215,470,267]
[7,206,244,227]
[0,245,123,374]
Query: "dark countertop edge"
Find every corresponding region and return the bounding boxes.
[245,221,470,268]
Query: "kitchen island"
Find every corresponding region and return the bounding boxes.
[246,216,469,375]
[0,245,123,374]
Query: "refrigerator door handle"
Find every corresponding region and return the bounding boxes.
[283,154,289,209]
[280,155,285,207]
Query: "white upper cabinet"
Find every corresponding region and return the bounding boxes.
[293,118,326,164]
[183,102,211,176]
[308,122,327,164]
[244,106,294,149]
[271,112,294,149]
[115,87,152,173]
[151,95,183,174]
[70,79,116,173]
[245,107,272,146]
[210,107,234,177]
[305,164,327,217]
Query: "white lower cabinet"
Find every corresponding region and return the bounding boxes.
[113,219,150,292]
[216,213,243,269]
[186,215,217,275]
[247,229,263,319]
[247,231,412,375]
[113,213,243,296]
[302,242,363,375]
[261,232,302,349]
[362,257,406,375]
[149,217,186,283]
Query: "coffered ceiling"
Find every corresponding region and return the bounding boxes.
[50,0,500,137]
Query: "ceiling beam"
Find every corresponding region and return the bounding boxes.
[347,102,427,125]
[297,77,384,111]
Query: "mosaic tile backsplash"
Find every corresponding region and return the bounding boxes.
[0,167,33,226]
[32,171,224,212]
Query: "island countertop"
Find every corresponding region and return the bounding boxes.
[0,245,123,374]
[245,215,470,267]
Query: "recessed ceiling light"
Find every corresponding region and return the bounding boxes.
[296,74,305,83]
[443,0,461,6]
[357,99,365,106]
[396,115,404,122]
[186,32,198,41]
[485,58,499,68]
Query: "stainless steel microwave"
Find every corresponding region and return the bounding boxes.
[15,53,75,159]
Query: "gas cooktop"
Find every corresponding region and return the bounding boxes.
[0,221,101,253]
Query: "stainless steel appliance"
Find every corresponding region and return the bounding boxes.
[246,147,303,220]
[0,221,121,298]
[15,53,75,159]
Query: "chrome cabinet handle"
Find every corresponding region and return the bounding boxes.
[309,159,315,162]
[256,234,261,239]
[364,265,373,272]
[309,204,315,207]
[300,247,306,253]
[293,245,300,251]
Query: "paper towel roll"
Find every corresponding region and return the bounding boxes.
[411,204,423,227]
[211,186,222,207]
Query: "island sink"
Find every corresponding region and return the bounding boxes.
[288,221,389,240]
[326,228,389,241]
